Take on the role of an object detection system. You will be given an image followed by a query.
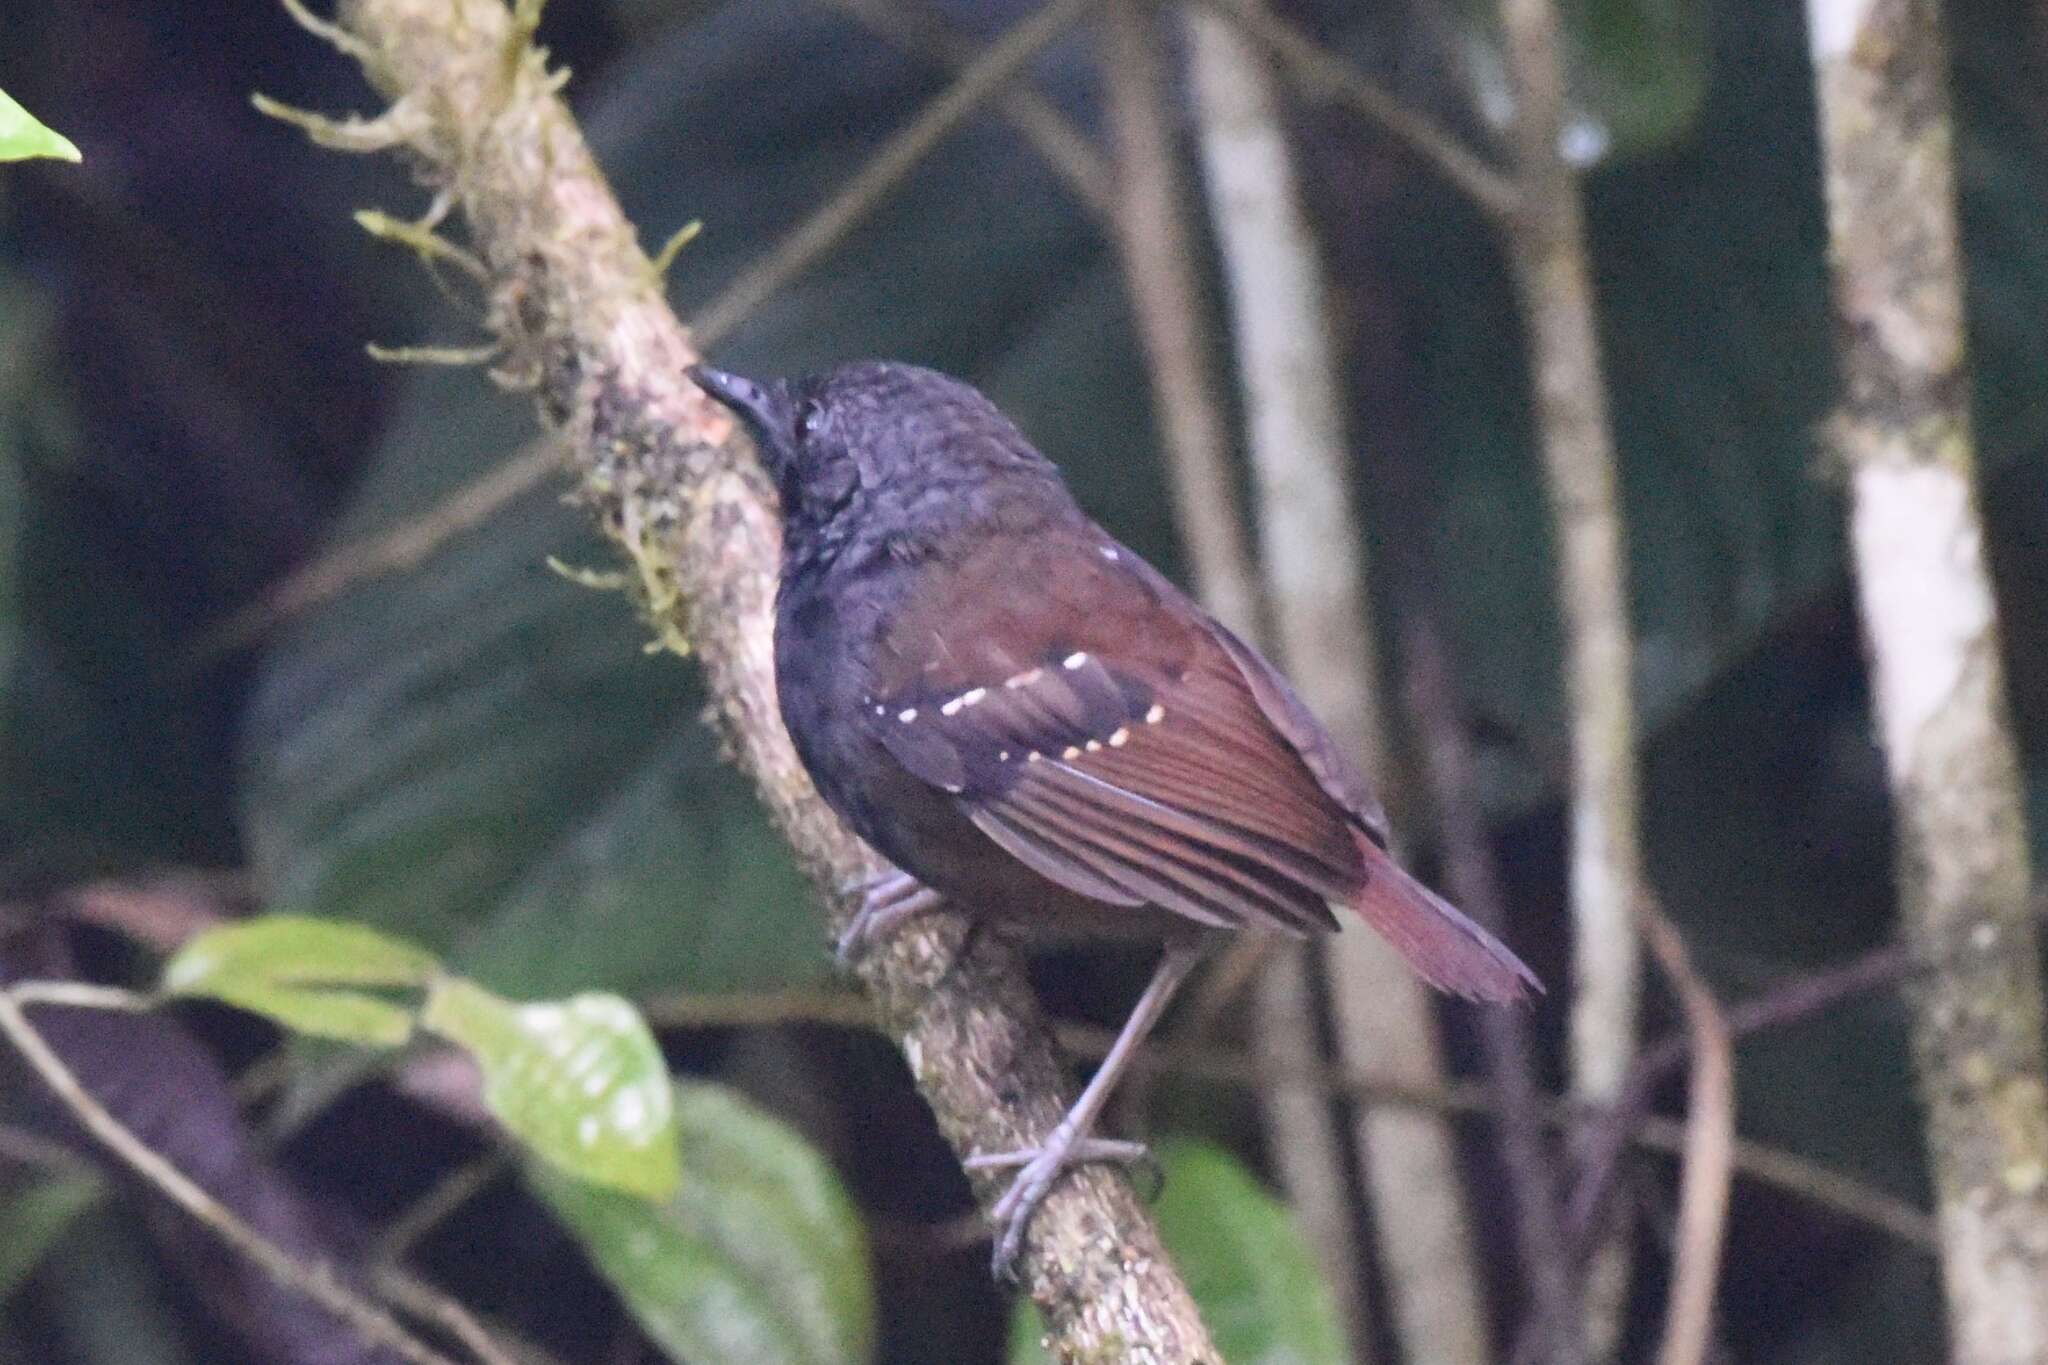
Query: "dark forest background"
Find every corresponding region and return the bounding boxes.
[5,0,2048,1360]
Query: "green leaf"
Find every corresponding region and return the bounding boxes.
[1010,1142,1346,1365]
[0,88,79,163]
[421,977,680,1199]
[530,1081,872,1365]
[0,1175,103,1301]
[160,915,440,1045]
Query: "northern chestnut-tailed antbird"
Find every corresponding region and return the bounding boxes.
[690,359,1539,1276]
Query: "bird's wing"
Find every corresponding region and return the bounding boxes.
[864,526,1358,936]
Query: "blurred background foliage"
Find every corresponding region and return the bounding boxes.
[4,0,2047,1359]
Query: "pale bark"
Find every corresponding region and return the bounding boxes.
[1186,10,1490,1361]
[1808,0,2048,1356]
[300,1,1219,1357]
[1496,0,1648,1346]
[1097,1,1379,1345]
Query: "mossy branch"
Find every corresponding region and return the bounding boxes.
[282,0,1218,1356]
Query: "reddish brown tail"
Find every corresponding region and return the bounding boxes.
[1350,835,1542,1003]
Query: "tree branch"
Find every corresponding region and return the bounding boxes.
[638,984,1937,1251]
[694,0,1098,348]
[813,0,1116,219]
[1402,618,1586,1360]
[1495,0,1648,1346]
[1639,901,1734,1365]
[0,991,466,1365]
[1095,0,1371,1344]
[292,0,1217,1355]
[1808,0,2048,1354]
[1193,0,1518,218]
[1185,8,1492,1358]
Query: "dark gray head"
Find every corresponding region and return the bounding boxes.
[688,360,1063,535]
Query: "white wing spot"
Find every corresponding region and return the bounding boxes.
[1108,727,1130,747]
[1026,750,1043,763]
[1085,739,1103,752]
[960,686,987,708]
[1062,745,1082,760]
[1145,703,1166,725]
[998,750,1012,762]
[898,708,918,723]
[1100,545,1120,561]
[941,696,965,717]
[1005,668,1043,689]
[873,703,885,716]
[1063,651,1088,670]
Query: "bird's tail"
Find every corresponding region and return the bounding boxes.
[1347,833,1542,1003]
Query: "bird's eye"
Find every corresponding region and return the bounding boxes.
[794,400,824,443]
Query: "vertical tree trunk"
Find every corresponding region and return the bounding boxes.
[1097,4,1378,1343]
[1185,10,1492,1361]
[1807,0,2048,1358]
[1495,0,1648,1349]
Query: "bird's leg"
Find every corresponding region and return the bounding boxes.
[964,940,1205,1279]
[835,868,946,968]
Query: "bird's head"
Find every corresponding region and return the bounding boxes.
[689,360,1061,534]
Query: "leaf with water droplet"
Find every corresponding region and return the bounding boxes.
[531,1082,872,1365]
[421,977,680,1198]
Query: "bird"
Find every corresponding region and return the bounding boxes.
[689,359,1539,1277]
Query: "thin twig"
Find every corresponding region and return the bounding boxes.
[55,873,242,952]
[0,989,464,1365]
[1640,901,1735,1365]
[1403,618,1585,1360]
[7,982,154,1012]
[189,439,563,665]
[694,0,1102,348]
[1194,0,1518,217]
[371,1266,528,1365]
[374,1151,511,1263]
[1565,941,1913,1257]
[811,0,1116,218]
[629,982,1937,1251]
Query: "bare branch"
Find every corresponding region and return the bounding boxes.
[1098,0,1264,640]
[694,0,1101,348]
[1095,0,1371,1343]
[1809,0,2048,1353]
[1640,902,1735,1365]
[1186,7,1491,1358]
[646,983,1947,1253]
[1403,619,1586,1360]
[0,990,465,1365]
[812,0,1117,218]
[294,0,1218,1351]
[1193,0,1518,218]
[189,440,562,664]
[1493,0,1648,1344]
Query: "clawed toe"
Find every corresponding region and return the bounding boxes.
[834,870,945,969]
[972,1137,1153,1279]
[964,1138,1150,1173]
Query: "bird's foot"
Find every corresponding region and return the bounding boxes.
[965,1134,1154,1279]
[835,870,945,970]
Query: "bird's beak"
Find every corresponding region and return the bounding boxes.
[689,364,777,434]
